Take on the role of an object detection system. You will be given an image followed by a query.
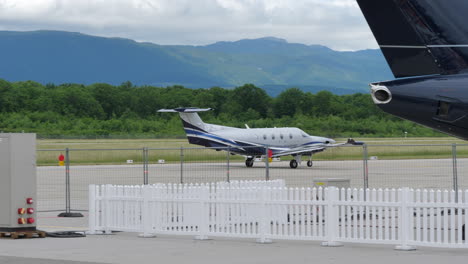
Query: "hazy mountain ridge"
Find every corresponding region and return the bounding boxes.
[0,30,393,95]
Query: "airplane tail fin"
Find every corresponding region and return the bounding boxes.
[357,0,468,78]
[158,107,212,133]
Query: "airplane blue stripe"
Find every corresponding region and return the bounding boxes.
[302,141,324,146]
[186,130,276,154]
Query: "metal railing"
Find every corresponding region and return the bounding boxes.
[37,144,468,213]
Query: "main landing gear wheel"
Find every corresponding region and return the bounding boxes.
[307,160,313,167]
[289,160,298,169]
[245,159,254,167]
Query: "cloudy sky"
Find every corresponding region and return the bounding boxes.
[0,0,378,51]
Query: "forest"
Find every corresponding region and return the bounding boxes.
[0,79,443,138]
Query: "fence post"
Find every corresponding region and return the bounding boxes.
[104,184,112,235]
[87,184,98,234]
[139,185,156,238]
[362,144,369,199]
[395,187,416,251]
[180,147,184,184]
[265,147,270,181]
[452,144,458,202]
[66,147,70,213]
[143,147,149,185]
[58,148,83,217]
[256,187,272,244]
[321,187,343,247]
[153,185,161,234]
[195,184,210,240]
[227,147,230,183]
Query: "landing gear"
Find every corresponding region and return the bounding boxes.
[245,158,254,167]
[307,160,313,167]
[289,159,298,169]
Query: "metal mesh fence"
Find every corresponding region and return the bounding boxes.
[36,144,468,212]
[268,145,364,188]
[147,147,232,184]
[68,149,145,211]
[453,144,468,190]
[366,145,454,189]
[37,149,66,212]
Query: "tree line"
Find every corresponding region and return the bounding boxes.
[0,79,443,138]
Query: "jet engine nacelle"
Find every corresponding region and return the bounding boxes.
[371,85,392,105]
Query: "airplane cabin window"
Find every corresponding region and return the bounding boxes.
[263,134,267,140]
[280,134,284,139]
[272,134,275,140]
[289,133,293,139]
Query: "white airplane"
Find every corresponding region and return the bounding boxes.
[158,107,363,169]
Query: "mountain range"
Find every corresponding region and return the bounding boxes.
[0,30,393,96]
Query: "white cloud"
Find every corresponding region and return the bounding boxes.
[0,0,378,50]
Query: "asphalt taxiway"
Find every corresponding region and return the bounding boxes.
[1,230,468,264]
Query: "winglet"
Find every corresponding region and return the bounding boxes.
[347,138,364,145]
[158,107,212,113]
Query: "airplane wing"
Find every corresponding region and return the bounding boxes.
[270,138,363,157]
[270,146,326,157]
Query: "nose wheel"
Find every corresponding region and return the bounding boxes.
[245,158,254,167]
[289,159,298,169]
[307,160,313,167]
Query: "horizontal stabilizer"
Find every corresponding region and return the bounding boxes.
[158,107,212,113]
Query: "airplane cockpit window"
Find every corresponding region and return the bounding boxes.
[301,132,309,138]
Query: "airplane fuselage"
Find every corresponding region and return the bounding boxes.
[357,0,468,140]
[186,126,334,156]
[371,74,468,140]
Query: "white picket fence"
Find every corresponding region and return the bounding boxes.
[88,181,468,249]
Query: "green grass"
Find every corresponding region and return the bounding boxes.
[36,137,468,165]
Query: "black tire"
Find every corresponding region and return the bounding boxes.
[307,160,313,167]
[245,159,254,167]
[289,160,298,169]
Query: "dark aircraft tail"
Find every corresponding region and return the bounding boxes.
[356,0,468,78]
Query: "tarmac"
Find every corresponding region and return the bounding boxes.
[1,228,468,264]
